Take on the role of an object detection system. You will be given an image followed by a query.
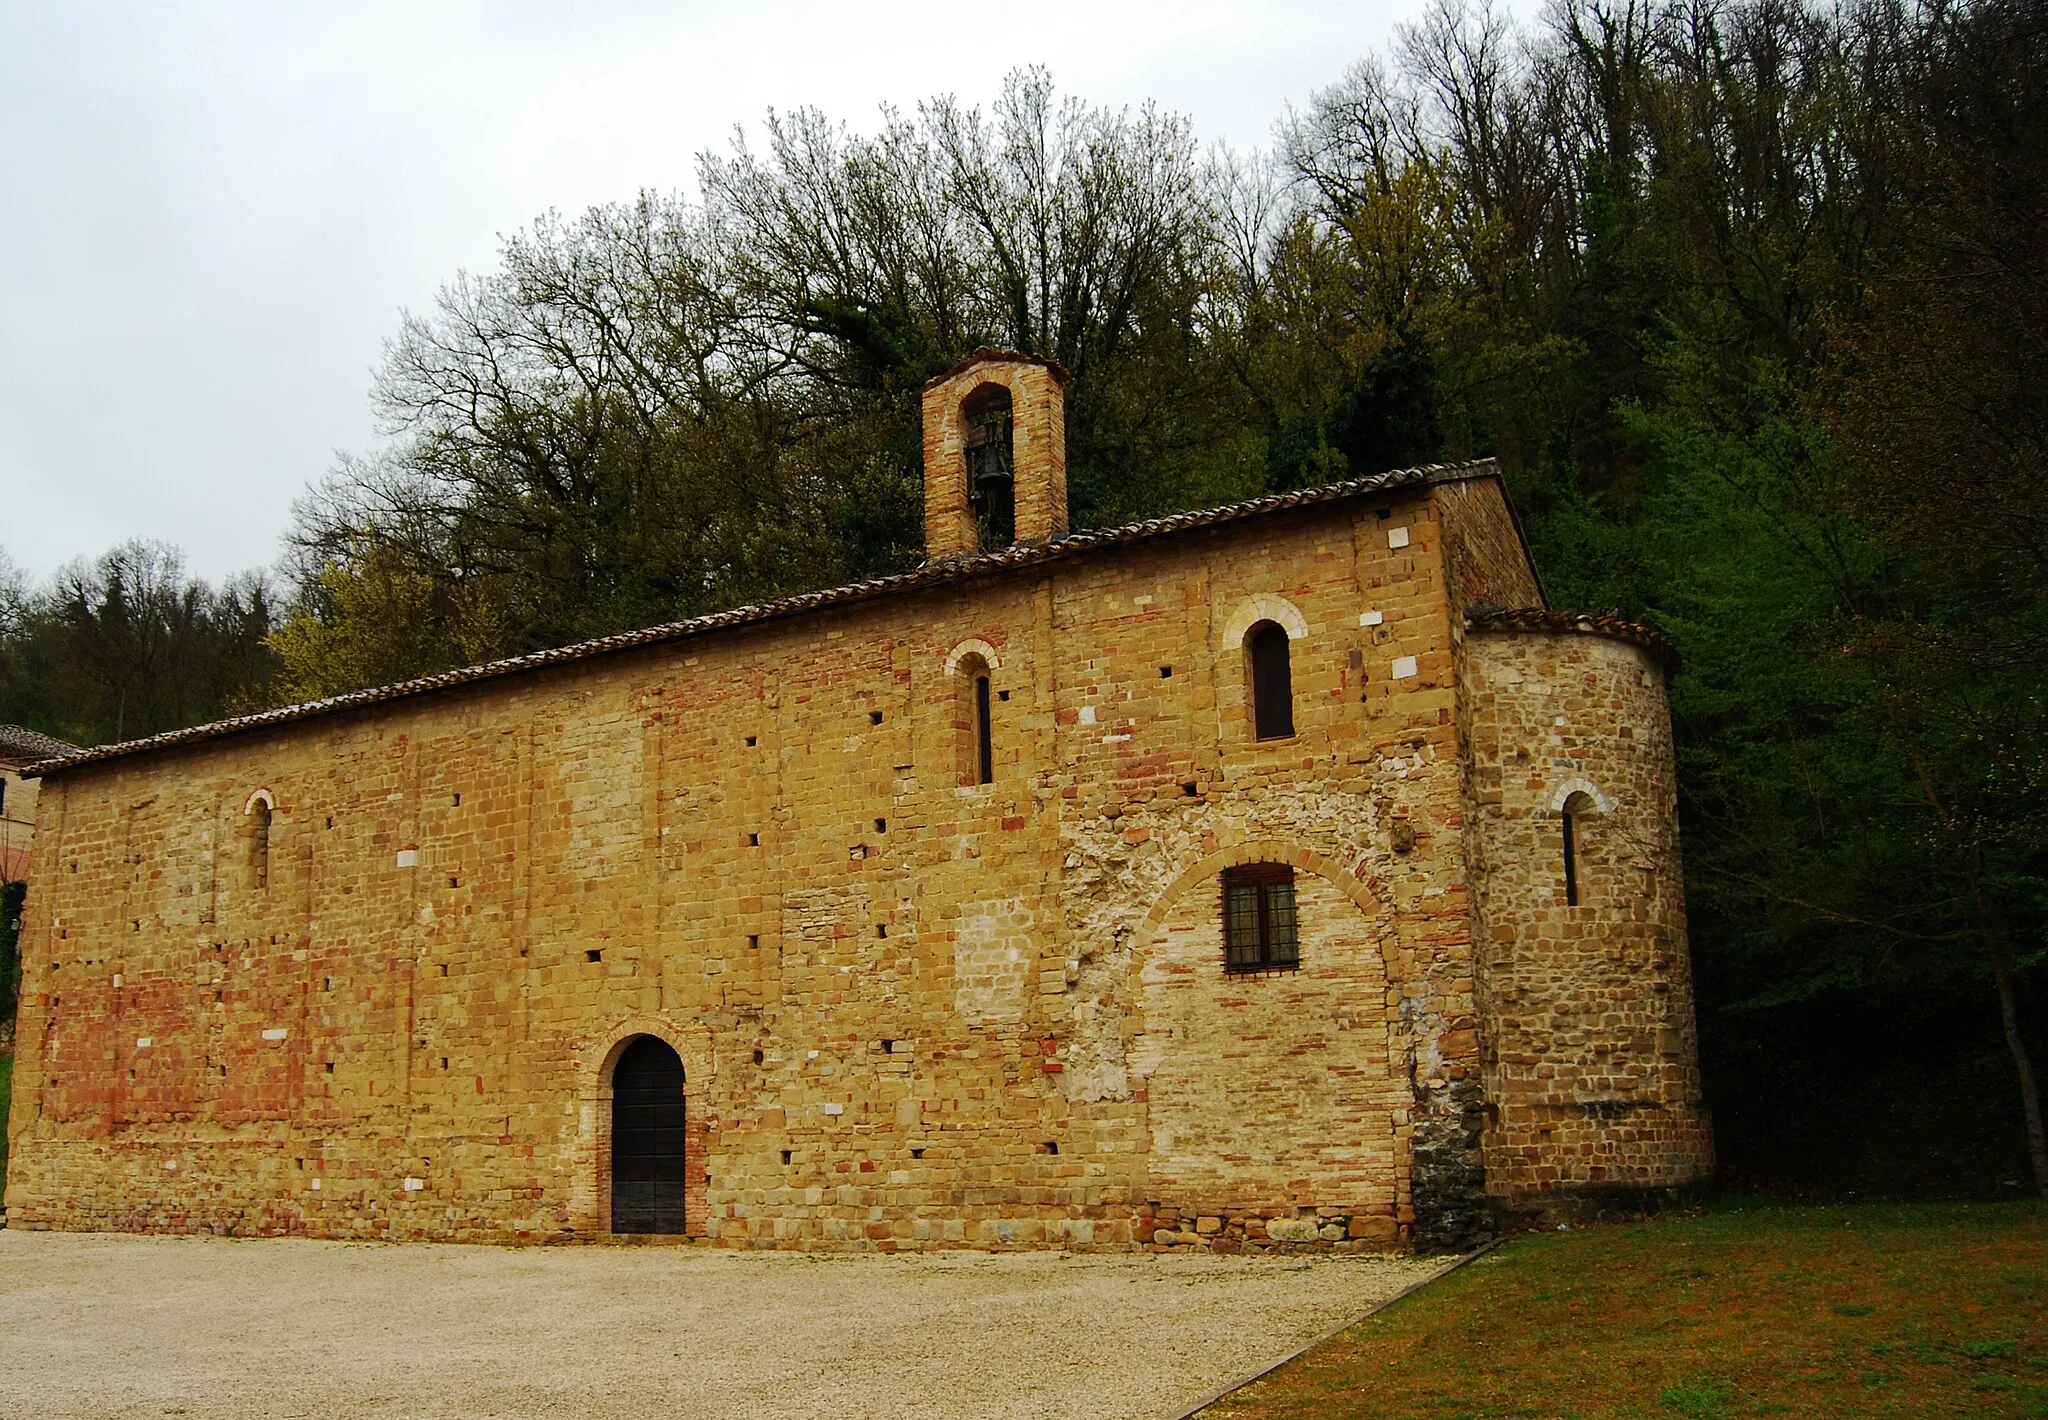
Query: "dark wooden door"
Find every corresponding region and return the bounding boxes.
[611,1035,686,1234]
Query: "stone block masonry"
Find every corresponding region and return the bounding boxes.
[5,357,1710,1251]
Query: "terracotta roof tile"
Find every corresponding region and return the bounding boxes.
[1464,605,1679,670]
[0,724,81,766]
[33,459,1498,778]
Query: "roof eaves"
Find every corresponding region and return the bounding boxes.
[33,458,1498,778]
[922,347,1073,390]
[0,724,82,767]
[1463,605,1679,671]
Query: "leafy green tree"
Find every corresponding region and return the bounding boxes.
[0,542,277,747]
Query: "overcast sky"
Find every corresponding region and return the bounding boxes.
[0,0,1507,588]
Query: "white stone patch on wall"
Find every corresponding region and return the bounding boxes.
[954,898,1035,1024]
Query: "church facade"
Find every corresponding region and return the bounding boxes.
[4,352,1711,1251]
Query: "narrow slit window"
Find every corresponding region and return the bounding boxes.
[1221,864,1299,972]
[1559,791,1600,907]
[250,801,272,891]
[975,674,994,785]
[1247,621,1295,741]
[1562,809,1579,905]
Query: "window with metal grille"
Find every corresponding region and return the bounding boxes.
[1221,864,1299,972]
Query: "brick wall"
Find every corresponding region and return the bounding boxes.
[4,470,1708,1249]
[4,482,1512,1250]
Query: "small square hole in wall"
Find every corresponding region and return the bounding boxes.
[747,832,760,847]
[911,1146,925,1160]
[753,1049,765,1065]
[1159,665,1173,678]
[747,934,760,951]
[440,1057,449,1071]
[1042,1140,1060,1155]
[586,949,602,964]
[997,689,1010,701]
[322,977,330,991]
[325,817,334,830]
[325,1062,334,1074]
[869,710,883,725]
[451,793,461,807]
[1182,781,1199,796]
[439,963,448,977]
[874,817,887,833]
[448,876,460,889]
[875,923,887,939]
[781,1150,793,1165]
[744,735,757,747]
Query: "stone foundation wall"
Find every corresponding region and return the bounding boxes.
[7,485,1502,1251]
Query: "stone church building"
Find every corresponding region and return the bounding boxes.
[4,353,1711,1251]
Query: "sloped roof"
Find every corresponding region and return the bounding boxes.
[0,724,81,767]
[31,459,1500,779]
[923,347,1072,389]
[1464,606,1679,670]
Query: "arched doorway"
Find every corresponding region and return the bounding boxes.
[611,1035,687,1234]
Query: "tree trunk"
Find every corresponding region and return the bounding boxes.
[1993,955,2048,1198]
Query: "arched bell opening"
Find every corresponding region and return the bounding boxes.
[609,1034,687,1234]
[961,382,1015,551]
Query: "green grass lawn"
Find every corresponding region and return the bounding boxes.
[1210,1201,2047,1419]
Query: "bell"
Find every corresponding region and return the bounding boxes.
[973,438,1013,491]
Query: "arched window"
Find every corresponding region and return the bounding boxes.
[1246,620,1295,741]
[974,672,994,784]
[951,650,997,785]
[1561,791,1595,906]
[961,383,1015,551]
[1221,864,1299,972]
[249,800,271,891]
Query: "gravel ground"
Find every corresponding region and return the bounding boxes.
[0,1231,1437,1419]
